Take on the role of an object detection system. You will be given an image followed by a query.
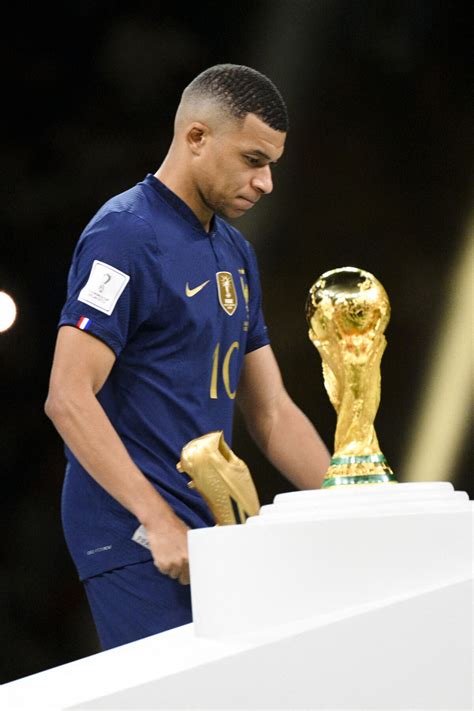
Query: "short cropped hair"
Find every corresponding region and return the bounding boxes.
[183,64,289,132]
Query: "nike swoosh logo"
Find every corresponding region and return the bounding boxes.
[185,279,210,297]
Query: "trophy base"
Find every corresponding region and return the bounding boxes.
[322,473,397,488]
[322,453,396,488]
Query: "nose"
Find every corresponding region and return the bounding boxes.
[251,165,273,195]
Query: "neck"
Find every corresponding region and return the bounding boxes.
[155,155,213,232]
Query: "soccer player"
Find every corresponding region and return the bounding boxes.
[45,64,330,650]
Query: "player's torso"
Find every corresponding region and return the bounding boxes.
[108,192,254,422]
[151,231,250,401]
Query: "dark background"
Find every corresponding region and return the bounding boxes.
[2,0,472,684]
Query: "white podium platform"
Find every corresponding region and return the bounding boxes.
[2,482,473,710]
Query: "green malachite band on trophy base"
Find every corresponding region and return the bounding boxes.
[322,473,398,488]
[330,454,387,466]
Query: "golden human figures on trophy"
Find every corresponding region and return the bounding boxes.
[306,266,397,487]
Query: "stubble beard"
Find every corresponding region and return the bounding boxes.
[199,186,238,221]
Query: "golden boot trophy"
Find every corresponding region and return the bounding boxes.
[306,266,398,487]
[132,432,260,548]
[177,431,260,525]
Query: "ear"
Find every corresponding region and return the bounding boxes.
[186,122,209,156]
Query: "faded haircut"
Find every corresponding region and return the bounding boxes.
[182,63,289,133]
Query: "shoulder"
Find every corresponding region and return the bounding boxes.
[93,183,157,237]
[77,187,159,258]
[69,203,162,286]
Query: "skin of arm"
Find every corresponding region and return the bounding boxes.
[237,344,331,489]
[44,326,191,585]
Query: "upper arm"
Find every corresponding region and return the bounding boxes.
[47,325,116,401]
[237,344,286,423]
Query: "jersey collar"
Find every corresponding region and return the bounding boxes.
[142,174,217,236]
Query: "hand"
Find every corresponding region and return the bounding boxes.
[146,514,191,585]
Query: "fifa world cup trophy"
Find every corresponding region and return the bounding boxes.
[306,267,398,488]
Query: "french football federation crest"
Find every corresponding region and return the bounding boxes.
[216,271,238,315]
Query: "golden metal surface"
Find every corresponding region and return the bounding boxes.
[306,266,397,486]
[177,431,260,524]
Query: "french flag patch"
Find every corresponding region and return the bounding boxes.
[76,316,91,331]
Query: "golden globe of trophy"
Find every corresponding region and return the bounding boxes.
[306,266,398,488]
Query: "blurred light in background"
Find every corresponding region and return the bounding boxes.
[0,291,17,332]
[400,216,473,485]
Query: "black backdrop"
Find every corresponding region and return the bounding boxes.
[2,1,472,684]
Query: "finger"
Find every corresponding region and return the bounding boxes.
[178,563,190,585]
[154,561,179,579]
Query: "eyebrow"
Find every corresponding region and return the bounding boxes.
[246,149,279,164]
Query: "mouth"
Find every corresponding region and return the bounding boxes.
[236,197,258,208]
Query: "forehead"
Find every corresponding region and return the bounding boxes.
[227,113,286,161]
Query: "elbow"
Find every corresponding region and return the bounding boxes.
[44,386,73,427]
[44,389,61,424]
[45,381,94,428]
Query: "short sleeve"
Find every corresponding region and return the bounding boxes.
[244,241,271,354]
[58,210,160,357]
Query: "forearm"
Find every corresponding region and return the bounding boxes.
[45,389,175,528]
[249,392,331,489]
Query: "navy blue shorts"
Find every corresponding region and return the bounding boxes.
[83,559,193,650]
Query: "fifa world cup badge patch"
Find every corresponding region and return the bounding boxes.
[78,260,130,315]
[216,272,238,315]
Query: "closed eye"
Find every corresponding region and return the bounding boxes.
[245,155,261,167]
[244,155,278,168]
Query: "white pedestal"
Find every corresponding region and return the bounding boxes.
[2,482,472,709]
[190,482,472,638]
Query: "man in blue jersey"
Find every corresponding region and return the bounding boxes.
[45,64,330,650]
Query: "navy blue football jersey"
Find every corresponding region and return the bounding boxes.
[58,174,270,579]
